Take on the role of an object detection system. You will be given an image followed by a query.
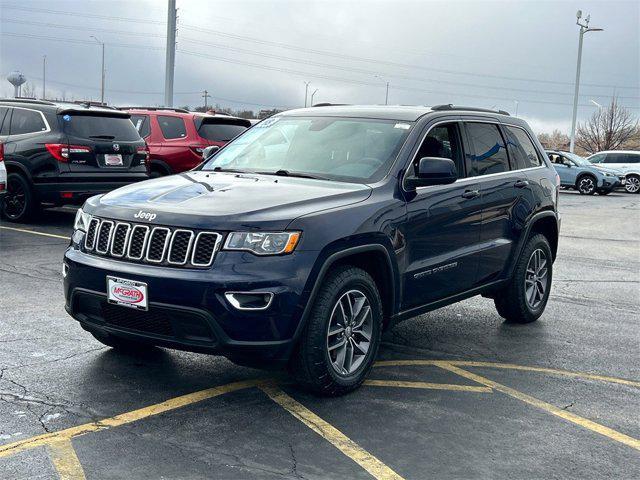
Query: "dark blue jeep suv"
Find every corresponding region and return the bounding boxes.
[63,105,560,395]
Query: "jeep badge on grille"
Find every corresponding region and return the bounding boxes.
[134,210,157,221]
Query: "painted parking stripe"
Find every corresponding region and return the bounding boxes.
[48,439,86,480]
[261,384,404,480]
[435,361,640,451]
[364,379,492,392]
[0,225,70,240]
[0,379,259,458]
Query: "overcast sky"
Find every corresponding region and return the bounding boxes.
[0,0,638,132]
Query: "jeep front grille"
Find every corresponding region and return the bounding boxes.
[84,218,222,268]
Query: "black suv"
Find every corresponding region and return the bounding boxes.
[0,99,149,222]
[63,105,560,395]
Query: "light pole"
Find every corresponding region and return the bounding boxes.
[374,75,389,105]
[590,99,603,109]
[569,10,603,153]
[304,81,311,107]
[514,100,519,116]
[42,55,46,100]
[310,88,319,106]
[90,35,106,104]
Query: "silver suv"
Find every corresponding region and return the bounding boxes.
[587,151,640,194]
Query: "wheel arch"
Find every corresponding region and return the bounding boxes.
[149,159,172,175]
[4,160,33,182]
[505,210,559,278]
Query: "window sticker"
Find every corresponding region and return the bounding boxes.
[256,117,279,128]
[394,123,411,130]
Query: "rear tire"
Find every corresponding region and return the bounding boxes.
[576,175,596,195]
[2,173,38,222]
[289,266,382,396]
[494,234,553,324]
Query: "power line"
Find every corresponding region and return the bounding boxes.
[0,4,165,24]
[1,32,163,50]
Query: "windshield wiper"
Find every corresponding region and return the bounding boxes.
[259,169,329,181]
[89,134,116,140]
[211,166,252,174]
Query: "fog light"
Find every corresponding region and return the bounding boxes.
[225,292,274,311]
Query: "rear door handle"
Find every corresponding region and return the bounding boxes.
[462,189,480,199]
[514,180,530,188]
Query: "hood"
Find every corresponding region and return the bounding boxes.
[87,171,372,230]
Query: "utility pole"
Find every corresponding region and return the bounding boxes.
[202,90,211,110]
[164,0,177,107]
[385,81,389,105]
[90,36,105,104]
[42,55,46,100]
[304,81,310,107]
[569,10,603,153]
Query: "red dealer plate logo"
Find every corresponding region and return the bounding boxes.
[107,276,148,310]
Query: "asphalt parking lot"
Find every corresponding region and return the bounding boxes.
[1,191,639,480]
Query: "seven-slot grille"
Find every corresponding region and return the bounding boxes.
[84,218,221,268]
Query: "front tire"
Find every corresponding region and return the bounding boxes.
[494,234,553,324]
[289,266,383,396]
[577,175,596,195]
[625,174,640,194]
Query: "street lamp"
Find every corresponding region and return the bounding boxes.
[303,81,311,107]
[310,88,319,106]
[374,75,389,105]
[90,35,106,104]
[569,10,603,153]
[590,99,603,109]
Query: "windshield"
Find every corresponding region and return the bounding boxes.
[201,116,413,183]
[562,151,590,166]
[62,114,141,141]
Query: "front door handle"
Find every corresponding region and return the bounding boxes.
[462,189,480,199]
[514,180,530,188]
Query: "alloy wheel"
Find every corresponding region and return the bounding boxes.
[3,177,27,220]
[625,176,640,194]
[326,289,373,376]
[578,177,595,194]
[525,248,549,310]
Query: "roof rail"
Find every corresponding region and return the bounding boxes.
[312,103,350,107]
[431,104,510,116]
[117,106,190,113]
[0,98,55,106]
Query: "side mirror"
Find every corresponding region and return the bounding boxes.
[202,145,220,160]
[405,157,458,189]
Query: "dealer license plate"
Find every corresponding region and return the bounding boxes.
[107,276,148,311]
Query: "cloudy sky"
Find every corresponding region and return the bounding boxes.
[0,0,638,132]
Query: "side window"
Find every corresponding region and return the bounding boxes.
[413,123,464,177]
[588,153,604,164]
[157,115,186,139]
[623,154,640,164]
[130,115,150,138]
[0,107,9,135]
[9,108,47,135]
[504,126,542,169]
[603,153,621,164]
[465,123,509,176]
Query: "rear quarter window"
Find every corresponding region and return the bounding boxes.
[504,126,543,169]
[62,114,141,141]
[158,115,186,139]
[10,108,48,135]
[130,114,150,138]
[623,153,640,164]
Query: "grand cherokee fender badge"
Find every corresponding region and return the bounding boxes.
[414,262,458,279]
[134,210,157,221]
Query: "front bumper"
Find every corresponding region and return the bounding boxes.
[63,243,318,365]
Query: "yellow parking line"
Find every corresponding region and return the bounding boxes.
[435,362,640,451]
[364,379,492,393]
[48,440,86,480]
[374,360,640,388]
[261,384,404,480]
[0,379,259,458]
[0,225,70,240]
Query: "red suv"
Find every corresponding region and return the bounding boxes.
[122,107,251,177]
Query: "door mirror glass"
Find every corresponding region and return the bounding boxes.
[202,145,219,160]
[406,157,458,189]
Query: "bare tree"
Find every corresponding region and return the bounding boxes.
[21,82,37,98]
[576,97,638,153]
[537,129,570,150]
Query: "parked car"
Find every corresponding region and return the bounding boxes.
[546,150,623,195]
[64,104,560,395]
[120,107,251,177]
[0,99,149,222]
[586,150,640,194]
[0,142,6,202]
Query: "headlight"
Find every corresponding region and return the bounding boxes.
[224,231,301,255]
[73,208,92,232]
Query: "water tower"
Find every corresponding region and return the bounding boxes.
[7,71,26,97]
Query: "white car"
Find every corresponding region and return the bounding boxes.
[587,150,640,194]
[0,143,6,204]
